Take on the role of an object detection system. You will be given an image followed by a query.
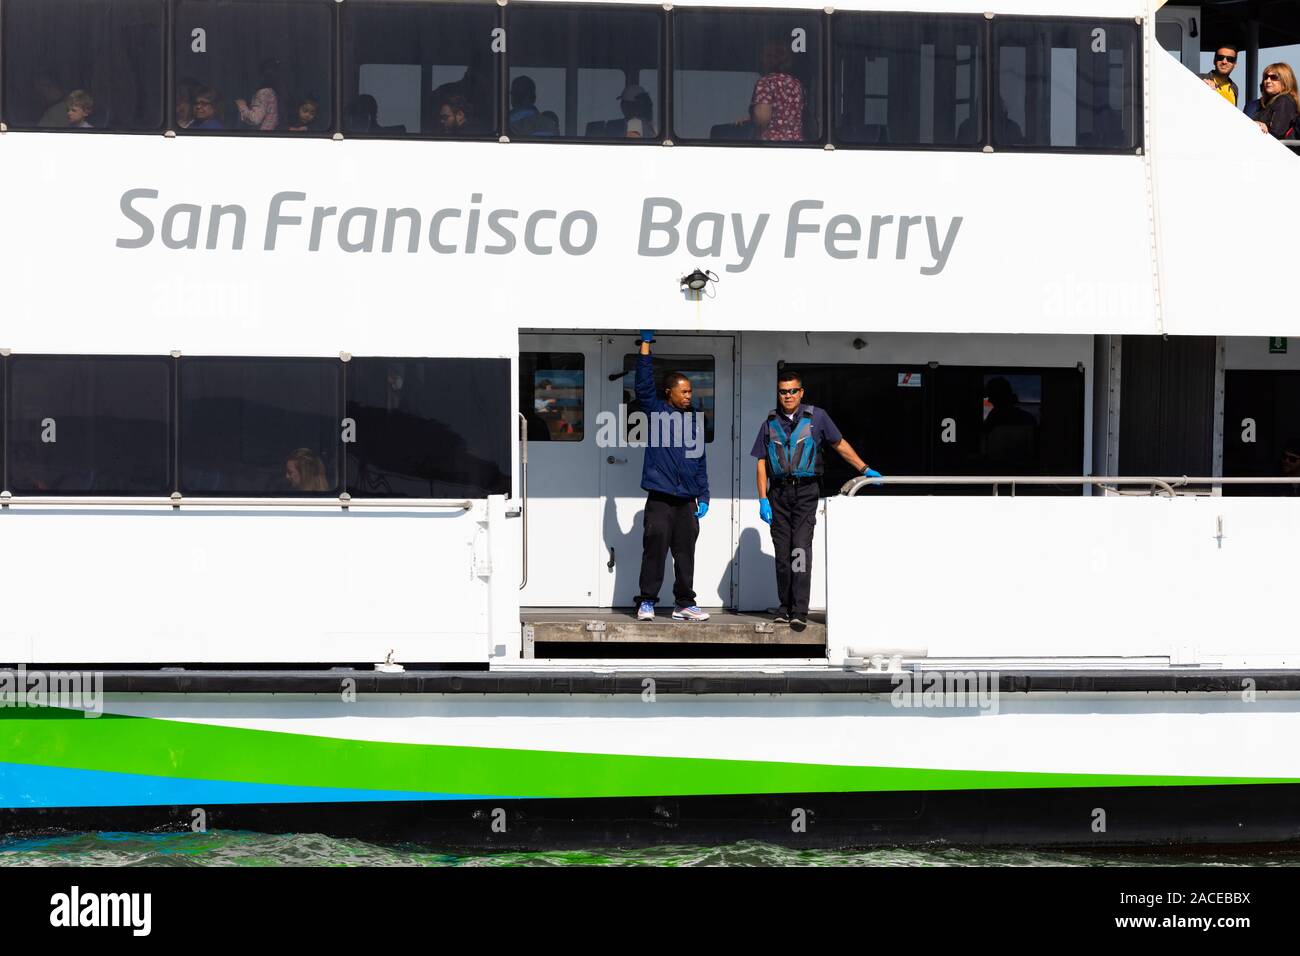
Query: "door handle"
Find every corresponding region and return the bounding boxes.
[606,455,628,465]
[607,547,616,571]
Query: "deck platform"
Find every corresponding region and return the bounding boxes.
[520,608,827,658]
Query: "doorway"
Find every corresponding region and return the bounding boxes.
[519,332,737,609]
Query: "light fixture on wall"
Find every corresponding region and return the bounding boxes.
[679,268,718,300]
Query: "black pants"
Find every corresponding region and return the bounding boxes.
[637,490,699,607]
[769,479,820,617]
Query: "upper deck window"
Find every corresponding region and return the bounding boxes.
[1,0,165,132]
[507,3,663,142]
[993,18,1141,151]
[672,8,823,145]
[6,356,172,495]
[343,1,498,139]
[174,0,334,135]
[832,14,983,149]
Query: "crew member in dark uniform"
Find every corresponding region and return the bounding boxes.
[752,368,880,628]
[634,330,711,622]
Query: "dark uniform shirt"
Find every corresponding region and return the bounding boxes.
[750,404,843,462]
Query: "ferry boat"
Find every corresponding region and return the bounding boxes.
[2,0,1300,849]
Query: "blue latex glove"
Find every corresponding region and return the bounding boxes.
[862,467,883,480]
[695,500,709,519]
[759,498,773,524]
[640,329,656,342]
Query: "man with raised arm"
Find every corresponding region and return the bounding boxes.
[633,330,710,622]
[753,368,881,630]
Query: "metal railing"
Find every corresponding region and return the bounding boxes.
[0,491,472,511]
[841,475,1300,497]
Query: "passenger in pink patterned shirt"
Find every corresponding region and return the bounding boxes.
[236,58,282,132]
[749,41,806,142]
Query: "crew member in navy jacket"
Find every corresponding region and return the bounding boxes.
[633,330,711,622]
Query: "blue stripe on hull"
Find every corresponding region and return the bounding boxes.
[0,762,492,808]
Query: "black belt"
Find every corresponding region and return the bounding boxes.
[772,475,820,486]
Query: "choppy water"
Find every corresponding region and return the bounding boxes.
[2,831,1299,866]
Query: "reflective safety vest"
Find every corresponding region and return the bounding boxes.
[766,406,822,478]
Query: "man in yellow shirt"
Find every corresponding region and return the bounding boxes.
[1203,46,1240,106]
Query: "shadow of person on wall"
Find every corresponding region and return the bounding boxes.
[727,524,771,613]
[603,490,646,614]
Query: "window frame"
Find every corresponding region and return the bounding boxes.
[668,3,830,149]
[344,355,514,500]
[504,0,668,146]
[828,11,988,153]
[989,14,1144,156]
[3,353,176,496]
[170,0,340,139]
[341,0,502,143]
[0,0,169,134]
[176,354,345,498]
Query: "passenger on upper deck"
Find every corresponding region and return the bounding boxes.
[35,74,67,128]
[176,80,200,129]
[190,87,225,130]
[508,76,559,137]
[1251,64,1298,139]
[438,95,473,135]
[744,41,805,142]
[236,59,282,132]
[64,90,94,129]
[289,97,319,132]
[1203,46,1240,106]
[619,85,656,139]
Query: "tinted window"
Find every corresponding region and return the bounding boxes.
[346,358,511,498]
[993,19,1140,150]
[521,352,584,441]
[792,365,930,494]
[180,358,341,495]
[509,4,662,141]
[833,14,983,148]
[6,356,172,495]
[2,0,164,132]
[618,354,715,442]
[932,366,1084,492]
[673,9,822,144]
[1224,370,1300,497]
[174,0,333,134]
[344,1,497,138]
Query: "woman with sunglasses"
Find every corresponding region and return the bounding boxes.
[1250,63,1299,139]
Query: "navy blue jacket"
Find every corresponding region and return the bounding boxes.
[635,354,709,502]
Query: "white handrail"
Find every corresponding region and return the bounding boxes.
[839,475,1179,497]
[0,492,472,510]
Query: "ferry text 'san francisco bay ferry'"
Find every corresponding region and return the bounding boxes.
[2,0,1300,847]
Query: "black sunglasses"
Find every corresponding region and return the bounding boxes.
[1215,54,1237,63]
[1264,73,1282,82]
[777,387,802,396]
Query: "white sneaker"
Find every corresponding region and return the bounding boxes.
[636,601,656,621]
[672,606,710,622]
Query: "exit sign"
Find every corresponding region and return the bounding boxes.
[1270,337,1288,354]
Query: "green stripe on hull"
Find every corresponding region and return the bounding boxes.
[1,708,1294,797]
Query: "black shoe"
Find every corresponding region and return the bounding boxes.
[790,616,807,632]
[773,610,791,624]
